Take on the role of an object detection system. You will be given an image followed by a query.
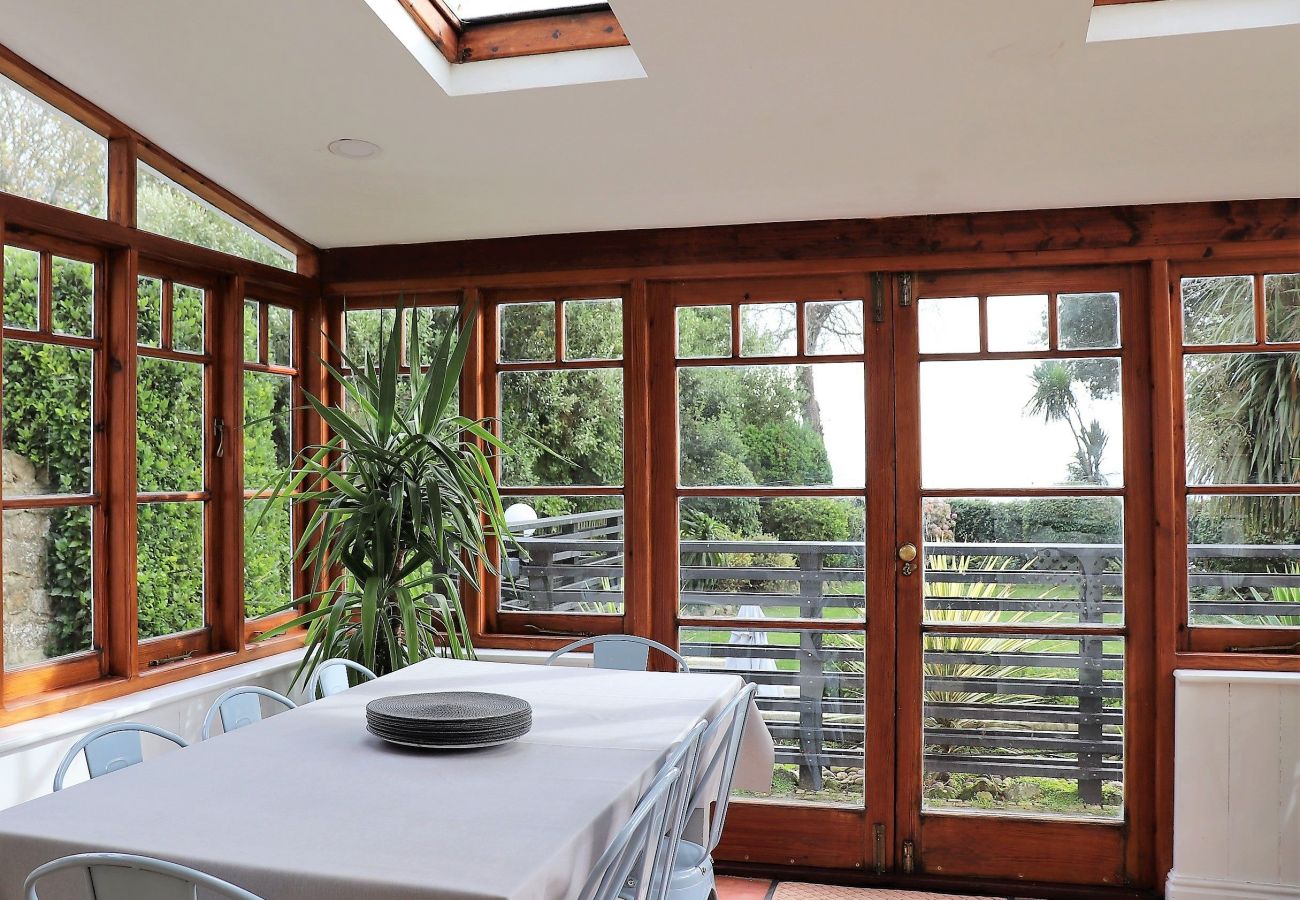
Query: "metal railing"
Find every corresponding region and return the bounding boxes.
[502,508,1300,800]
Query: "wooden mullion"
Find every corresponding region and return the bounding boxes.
[0,494,97,509]
[211,275,244,654]
[554,300,565,363]
[920,486,1127,499]
[1,330,98,350]
[730,304,741,357]
[1253,273,1268,343]
[677,351,865,367]
[105,247,140,679]
[621,280,650,643]
[135,346,212,365]
[259,298,270,366]
[107,137,137,228]
[648,281,679,650]
[160,279,173,349]
[37,250,52,332]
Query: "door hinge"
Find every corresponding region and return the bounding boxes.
[898,273,913,308]
[871,823,887,874]
[901,839,916,875]
[870,273,885,324]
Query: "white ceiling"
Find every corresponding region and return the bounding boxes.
[0,0,1297,249]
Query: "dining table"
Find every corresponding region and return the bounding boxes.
[0,657,774,900]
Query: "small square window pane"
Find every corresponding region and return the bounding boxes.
[500,302,554,363]
[50,256,94,337]
[268,305,292,367]
[677,306,731,358]
[137,357,204,493]
[1059,293,1120,350]
[3,246,39,331]
[137,276,162,347]
[805,300,864,355]
[406,306,459,366]
[1182,275,1255,346]
[919,297,979,354]
[172,283,204,354]
[564,298,622,360]
[344,308,397,366]
[987,294,1049,352]
[740,303,796,357]
[245,498,293,620]
[243,300,260,363]
[1264,273,1300,343]
[2,505,94,669]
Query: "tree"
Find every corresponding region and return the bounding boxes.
[1024,360,1111,486]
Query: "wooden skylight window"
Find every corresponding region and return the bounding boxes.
[397,0,627,64]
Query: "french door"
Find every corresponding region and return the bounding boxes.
[650,266,1153,888]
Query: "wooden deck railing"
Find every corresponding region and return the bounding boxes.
[502,508,1300,801]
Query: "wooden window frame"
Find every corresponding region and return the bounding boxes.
[398,0,628,65]
[1165,257,1300,656]
[478,284,638,643]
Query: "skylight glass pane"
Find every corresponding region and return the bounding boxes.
[136,162,296,272]
[451,0,597,22]
[0,75,107,217]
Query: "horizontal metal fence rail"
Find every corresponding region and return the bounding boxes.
[501,509,1299,796]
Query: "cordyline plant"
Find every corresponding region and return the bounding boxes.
[255,301,513,688]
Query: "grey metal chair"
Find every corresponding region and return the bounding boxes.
[24,852,264,900]
[304,658,377,700]
[622,721,707,900]
[578,766,680,900]
[52,723,188,792]
[663,683,759,900]
[201,686,296,740]
[547,635,691,673]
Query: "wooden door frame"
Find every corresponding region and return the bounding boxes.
[890,264,1157,889]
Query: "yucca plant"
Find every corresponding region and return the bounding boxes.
[256,301,513,688]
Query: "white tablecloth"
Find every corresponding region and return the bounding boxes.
[0,658,774,900]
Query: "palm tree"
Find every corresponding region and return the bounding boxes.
[1024,361,1110,486]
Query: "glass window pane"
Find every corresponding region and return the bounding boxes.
[137,502,204,639]
[563,298,622,361]
[679,496,865,621]
[924,632,1123,818]
[805,300,864,355]
[987,294,1049,352]
[267,304,292,367]
[2,505,93,669]
[3,246,39,331]
[50,256,93,337]
[499,496,623,615]
[680,626,865,806]
[919,297,979,354]
[1188,495,1300,627]
[343,308,396,366]
[1184,352,1299,486]
[0,76,107,217]
[930,497,1124,626]
[679,364,864,488]
[244,499,292,620]
[1264,273,1300,344]
[172,283,204,354]
[243,300,260,363]
[921,359,1124,489]
[137,357,204,493]
[677,306,731,358]
[499,302,554,363]
[1058,292,1120,350]
[406,305,459,367]
[3,340,93,495]
[244,372,293,491]
[499,369,623,486]
[136,162,295,272]
[740,303,796,357]
[137,276,162,347]
[1182,275,1255,345]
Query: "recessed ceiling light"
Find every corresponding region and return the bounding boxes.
[328,139,381,160]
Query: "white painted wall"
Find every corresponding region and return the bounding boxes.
[0,647,571,812]
[1168,670,1300,900]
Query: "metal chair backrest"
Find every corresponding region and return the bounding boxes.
[638,721,707,900]
[201,686,296,740]
[546,635,691,673]
[305,658,377,700]
[52,723,188,792]
[577,767,679,900]
[25,852,264,900]
[689,682,758,853]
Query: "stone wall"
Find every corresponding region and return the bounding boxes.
[2,450,53,669]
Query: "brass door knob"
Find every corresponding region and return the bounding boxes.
[898,542,918,562]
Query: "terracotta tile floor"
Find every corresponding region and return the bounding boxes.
[716,877,1042,900]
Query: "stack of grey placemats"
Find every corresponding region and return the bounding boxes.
[365,692,532,749]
